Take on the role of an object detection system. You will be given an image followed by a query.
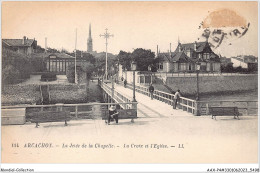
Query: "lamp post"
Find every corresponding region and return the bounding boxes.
[111,66,115,102]
[148,65,152,85]
[131,61,137,102]
[116,62,119,84]
[195,62,201,116]
[196,63,201,101]
[99,28,114,81]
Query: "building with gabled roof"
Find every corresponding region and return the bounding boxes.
[156,41,221,73]
[230,56,258,71]
[2,36,37,55]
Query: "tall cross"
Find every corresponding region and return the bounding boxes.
[100,28,114,80]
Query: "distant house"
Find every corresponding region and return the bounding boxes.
[2,36,37,55]
[230,56,258,71]
[156,41,221,73]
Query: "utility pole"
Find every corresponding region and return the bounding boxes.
[100,28,114,80]
[75,28,78,84]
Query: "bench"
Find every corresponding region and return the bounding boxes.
[208,107,241,120]
[30,111,71,127]
[102,109,137,123]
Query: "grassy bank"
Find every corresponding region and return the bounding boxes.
[2,81,104,106]
[1,84,41,105]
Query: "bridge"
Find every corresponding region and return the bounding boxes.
[1,78,257,126]
[98,79,258,118]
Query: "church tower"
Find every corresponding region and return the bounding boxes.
[87,23,93,52]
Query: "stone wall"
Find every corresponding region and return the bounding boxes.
[165,74,258,95]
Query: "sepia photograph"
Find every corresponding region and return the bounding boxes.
[1,1,259,172]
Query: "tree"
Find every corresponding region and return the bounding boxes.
[117,49,156,71]
[35,45,45,53]
[2,65,20,84]
[117,51,131,70]
[2,48,32,84]
[66,63,95,83]
[131,48,155,71]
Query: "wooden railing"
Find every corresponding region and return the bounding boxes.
[99,80,137,110]
[124,82,257,116]
[2,102,137,120]
[156,71,257,78]
[126,83,196,114]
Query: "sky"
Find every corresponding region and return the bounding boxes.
[2,1,258,57]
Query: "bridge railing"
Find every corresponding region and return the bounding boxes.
[99,80,137,110]
[2,102,137,120]
[124,83,257,116]
[126,83,196,114]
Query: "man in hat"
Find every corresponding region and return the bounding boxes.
[148,83,154,100]
[107,105,119,125]
[173,89,181,109]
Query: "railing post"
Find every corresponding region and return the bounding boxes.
[56,103,63,111]
[246,102,249,115]
[75,105,78,118]
[194,100,201,116]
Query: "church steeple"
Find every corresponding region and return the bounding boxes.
[87,23,93,52]
[89,24,92,38]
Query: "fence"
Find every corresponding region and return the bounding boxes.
[99,80,137,110]
[156,71,257,78]
[2,102,137,121]
[124,82,257,116]
[125,82,196,114]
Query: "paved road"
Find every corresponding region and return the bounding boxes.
[2,116,258,163]
[112,83,192,118]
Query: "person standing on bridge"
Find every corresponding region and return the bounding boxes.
[107,105,119,125]
[124,80,127,88]
[173,89,181,109]
[149,83,155,100]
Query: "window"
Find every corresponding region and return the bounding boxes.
[180,63,186,71]
[189,64,192,71]
[203,53,210,60]
[158,63,163,70]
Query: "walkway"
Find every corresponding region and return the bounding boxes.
[110,83,192,118]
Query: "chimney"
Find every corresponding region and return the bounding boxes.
[194,41,197,51]
[45,37,47,53]
[157,45,159,58]
[170,43,172,55]
[22,36,26,44]
[178,45,181,52]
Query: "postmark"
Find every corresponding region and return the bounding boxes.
[198,9,250,49]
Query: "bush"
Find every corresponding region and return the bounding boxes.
[66,64,89,83]
[2,65,20,84]
[2,48,32,84]
[40,72,57,81]
[29,57,47,72]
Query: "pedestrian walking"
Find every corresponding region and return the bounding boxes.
[107,105,119,125]
[149,83,154,100]
[124,80,127,88]
[173,89,181,109]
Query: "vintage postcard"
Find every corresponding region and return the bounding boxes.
[1,1,259,172]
